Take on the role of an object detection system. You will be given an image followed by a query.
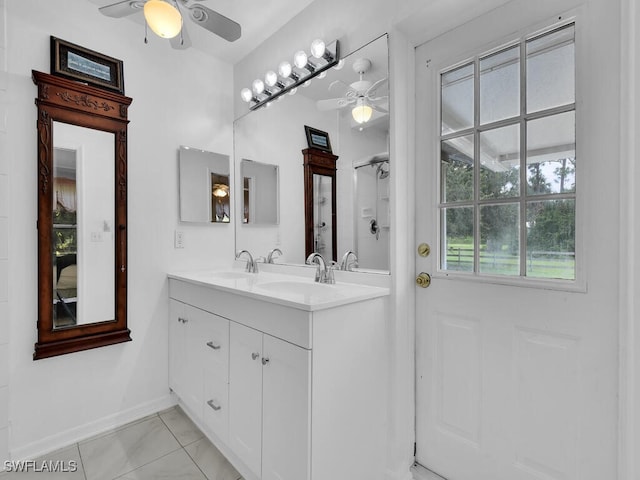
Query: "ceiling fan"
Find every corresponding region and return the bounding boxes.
[98,0,241,49]
[316,58,388,123]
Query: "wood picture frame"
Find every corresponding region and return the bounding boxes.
[304,125,332,153]
[50,36,125,94]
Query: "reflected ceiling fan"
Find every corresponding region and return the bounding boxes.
[98,0,241,49]
[316,58,388,124]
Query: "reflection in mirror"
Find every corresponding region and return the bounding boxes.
[241,159,278,224]
[234,34,389,271]
[313,174,334,260]
[53,122,115,329]
[354,154,389,270]
[179,146,230,223]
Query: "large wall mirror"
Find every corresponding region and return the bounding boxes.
[33,70,132,360]
[234,34,390,272]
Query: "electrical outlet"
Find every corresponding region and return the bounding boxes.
[174,230,185,249]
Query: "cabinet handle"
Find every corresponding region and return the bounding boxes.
[251,352,260,360]
[206,341,221,350]
[178,317,188,324]
[262,357,270,366]
[207,399,221,411]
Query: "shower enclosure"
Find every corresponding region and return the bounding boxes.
[354,153,390,270]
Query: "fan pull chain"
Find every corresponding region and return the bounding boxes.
[144,20,148,44]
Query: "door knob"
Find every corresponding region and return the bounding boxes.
[416,272,431,288]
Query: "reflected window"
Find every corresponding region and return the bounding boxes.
[439,23,576,280]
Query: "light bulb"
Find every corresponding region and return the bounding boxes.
[352,99,373,124]
[240,88,253,102]
[143,0,182,39]
[252,79,265,95]
[265,71,278,87]
[294,50,308,69]
[310,39,326,59]
[278,61,292,78]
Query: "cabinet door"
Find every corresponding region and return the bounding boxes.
[202,313,230,442]
[168,299,187,398]
[179,304,206,419]
[229,322,263,477]
[262,334,311,480]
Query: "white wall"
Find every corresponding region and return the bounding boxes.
[620,1,639,479]
[0,0,8,464]
[4,0,234,459]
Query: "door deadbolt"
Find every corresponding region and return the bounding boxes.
[417,243,431,257]
[416,272,431,288]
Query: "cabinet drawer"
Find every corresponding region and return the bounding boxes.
[203,372,229,443]
[200,313,229,382]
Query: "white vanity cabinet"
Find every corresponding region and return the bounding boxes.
[168,275,388,480]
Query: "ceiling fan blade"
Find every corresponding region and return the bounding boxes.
[372,104,388,114]
[316,98,355,111]
[187,4,241,42]
[365,77,388,97]
[328,80,355,96]
[99,0,143,18]
[170,22,192,49]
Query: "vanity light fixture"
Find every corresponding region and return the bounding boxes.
[242,39,340,111]
[143,0,183,39]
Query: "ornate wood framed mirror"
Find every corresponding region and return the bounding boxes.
[303,148,338,262]
[33,70,132,360]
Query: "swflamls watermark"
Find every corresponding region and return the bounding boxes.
[4,460,78,473]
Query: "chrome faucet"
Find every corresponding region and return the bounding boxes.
[267,248,283,264]
[236,250,259,273]
[339,250,359,271]
[306,252,335,284]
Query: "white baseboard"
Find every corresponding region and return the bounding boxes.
[10,394,176,461]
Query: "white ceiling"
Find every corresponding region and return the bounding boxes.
[86,0,316,64]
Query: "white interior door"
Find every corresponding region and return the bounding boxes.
[414,2,620,480]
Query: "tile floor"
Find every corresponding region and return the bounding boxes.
[0,406,243,479]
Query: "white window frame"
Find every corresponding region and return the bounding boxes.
[434,15,586,292]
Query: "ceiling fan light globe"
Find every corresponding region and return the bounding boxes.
[294,51,308,69]
[310,39,326,59]
[352,103,373,124]
[143,0,182,39]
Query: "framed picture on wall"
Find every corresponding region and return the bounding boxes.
[50,36,125,94]
[304,125,332,153]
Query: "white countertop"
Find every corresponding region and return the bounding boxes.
[167,268,390,311]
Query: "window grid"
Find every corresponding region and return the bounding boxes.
[438,23,576,280]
